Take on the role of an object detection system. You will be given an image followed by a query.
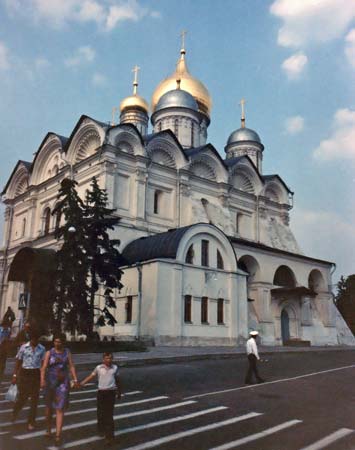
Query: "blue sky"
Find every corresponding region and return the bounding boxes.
[0,0,354,282]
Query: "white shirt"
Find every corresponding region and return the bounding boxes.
[16,342,46,369]
[246,337,260,360]
[92,364,119,390]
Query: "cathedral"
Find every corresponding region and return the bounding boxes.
[0,40,354,346]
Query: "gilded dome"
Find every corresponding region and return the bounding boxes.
[151,50,212,117]
[120,94,149,114]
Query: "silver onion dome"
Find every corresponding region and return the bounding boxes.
[155,88,198,112]
[227,127,262,145]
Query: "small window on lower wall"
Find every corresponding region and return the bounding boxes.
[126,296,132,323]
[184,295,192,323]
[201,297,208,324]
[217,298,224,324]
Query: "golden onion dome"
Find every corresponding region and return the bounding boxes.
[151,49,212,117]
[119,65,149,114]
[120,94,149,113]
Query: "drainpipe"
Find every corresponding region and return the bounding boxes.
[136,264,142,340]
[256,195,260,243]
[0,203,14,315]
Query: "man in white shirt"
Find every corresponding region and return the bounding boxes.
[245,331,265,385]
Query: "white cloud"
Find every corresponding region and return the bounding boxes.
[281,52,308,79]
[34,57,50,70]
[292,207,355,279]
[0,41,10,70]
[344,28,355,69]
[285,115,304,134]
[3,0,159,31]
[270,0,355,48]
[92,72,107,86]
[65,46,95,67]
[313,108,355,161]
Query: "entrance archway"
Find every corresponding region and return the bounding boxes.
[281,309,290,343]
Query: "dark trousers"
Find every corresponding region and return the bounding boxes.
[245,354,263,383]
[0,351,7,382]
[97,390,116,438]
[13,368,40,425]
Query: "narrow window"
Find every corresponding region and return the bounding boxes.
[44,208,51,235]
[154,190,161,214]
[174,118,179,137]
[217,298,224,324]
[217,249,224,270]
[201,297,208,324]
[126,296,133,323]
[55,211,62,231]
[191,121,194,146]
[22,218,26,237]
[158,121,162,132]
[185,245,194,264]
[184,295,192,323]
[236,213,242,234]
[201,240,209,267]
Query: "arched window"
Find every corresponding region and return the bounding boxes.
[236,213,243,234]
[217,249,224,270]
[153,190,162,214]
[22,218,26,237]
[43,208,51,235]
[201,240,209,267]
[185,245,194,264]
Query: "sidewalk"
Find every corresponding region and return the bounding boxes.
[3,345,354,376]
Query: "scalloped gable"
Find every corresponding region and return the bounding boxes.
[224,154,264,184]
[64,115,108,164]
[2,160,31,196]
[262,174,293,194]
[63,115,109,154]
[107,122,144,146]
[144,129,189,168]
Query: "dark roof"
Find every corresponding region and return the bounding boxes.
[230,236,334,266]
[262,174,293,195]
[184,143,226,166]
[8,247,57,282]
[63,115,109,153]
[2,160,31,196]
[109,123,144,146]
[31,132,69,170]
[122,226,192,265]
[224,155,264,184]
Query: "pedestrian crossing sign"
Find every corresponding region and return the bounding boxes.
[18,292,29,309]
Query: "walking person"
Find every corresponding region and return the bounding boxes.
[2,306,16,330]
[245,330,265,385]
[80,352,121,445]
[40,332,78,445]
[11,330,46,430]
[15,320,32,347]
[0,334,10,384]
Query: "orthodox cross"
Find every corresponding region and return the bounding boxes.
[239,98,246,128]
[132,65,140,94]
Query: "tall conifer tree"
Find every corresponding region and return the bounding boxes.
[52,178,89,334]
[84,176,124,337]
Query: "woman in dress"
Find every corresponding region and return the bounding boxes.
[40,333,78,444]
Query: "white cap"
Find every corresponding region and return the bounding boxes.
[250,331,259,336]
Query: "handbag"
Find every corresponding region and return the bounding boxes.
[5,384,18,402]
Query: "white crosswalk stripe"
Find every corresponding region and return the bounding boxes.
[299,428,354,450]
[0,394,166,427]
[0,383,351,450]
[208,420,302,450]
[118,412,263,450]
[47,406,229,449]
[15,400,196,439]
[0,390,145,414]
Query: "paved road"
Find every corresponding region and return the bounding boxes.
[0,350,354,450]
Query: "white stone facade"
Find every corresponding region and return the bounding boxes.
[1,73,354,347]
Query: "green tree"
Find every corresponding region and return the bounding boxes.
[335,274,355,335]
[52,178,89,334]
[84,176,124,337]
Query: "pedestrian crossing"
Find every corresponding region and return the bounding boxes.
[0,382,354,449]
